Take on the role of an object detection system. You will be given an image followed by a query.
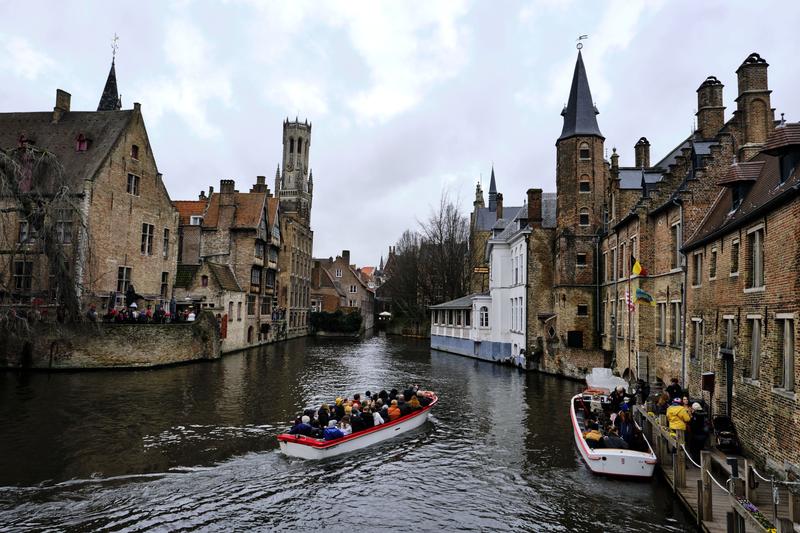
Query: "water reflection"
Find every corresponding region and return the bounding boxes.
[0,335,693,531]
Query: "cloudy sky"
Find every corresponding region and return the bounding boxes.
[2,1,799,267]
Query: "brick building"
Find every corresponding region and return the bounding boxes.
[275,119,314,339]
[313,250,375,332]
[0,58,178,312]
[310,260,346,313]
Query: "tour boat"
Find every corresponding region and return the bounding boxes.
[277,393,438,460]
[571,369,657,479]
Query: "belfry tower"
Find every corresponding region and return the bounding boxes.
[276,118,313,223]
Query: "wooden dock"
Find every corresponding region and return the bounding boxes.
[636,407,800,532]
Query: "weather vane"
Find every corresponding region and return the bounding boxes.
[111,33,119,62]
[576,34,588,50]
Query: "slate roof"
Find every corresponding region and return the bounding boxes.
[685,148,800,250]
[429,293,488,309]
[203,192,266,229]
[558,51,603,141]
[97,60,122,111]
[475,205,522,231]
[207,262,242,292]
[0,110,133,191]
[173,200,207,225]
[618,168,664,190]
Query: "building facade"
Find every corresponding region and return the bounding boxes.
[312,250,375,332]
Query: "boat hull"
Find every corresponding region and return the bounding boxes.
[571,394,657,479]
[278,395,437,460]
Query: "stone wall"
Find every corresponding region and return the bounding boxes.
[0,311,220,369]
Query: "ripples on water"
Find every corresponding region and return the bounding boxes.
[0,335,694,532]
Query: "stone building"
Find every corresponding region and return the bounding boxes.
[275,119,314,338]
[0,58,178,312]
[310,260,346,313]
[313,250,375,332]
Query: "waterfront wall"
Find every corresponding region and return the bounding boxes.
[431,334,512,362]
[0,311,220,369]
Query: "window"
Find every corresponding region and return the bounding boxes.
[611,247,617,281]
[75,134,89,152]
[117,266,132,293]
[53,210,73,244]
[255,241,264,258]
[250,267,261,290]
[692,252,703,286]
[131,144,139,160]
[577,253,587,267]
[162,229,170,259]
[160,272,169,299]
[456,310,462,326]
[671,301,682,346]
[579,142,591,160]
[567,330,583,348]
[617,299,623,337]
[228,301,233,321]
[779,152,800,184]
[141,223,154,255]
[747,228,764,289]
[190,215,203,226]
[18,220,36,243]
[247,294,256,316]
[465,308,471,327]
[709,248,717,279]
[579,208,589,226]
[724,317,735,350]
[670,223,682,269]
[349,284,357,293]
[577,304,588,317]
[127,173,140,196]
[579,180,591,192]
[297,138,303,155]
[265,270,276,288]
[749,317,761,380]
[237,301,242,320]
[289,137,295,153]
[13,261,33,292]
[732,185,743,211]
[447,310,454,325]
[730,239,740,275]
[335,268,342,277]
[201,275,209,287]
[619,243,626,279]
[692,319,703,359]
[480,306,489,327]
[777,316,795,391]
[657,303,667,344]
[599,299,605,334]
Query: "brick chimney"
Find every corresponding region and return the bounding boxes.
[218,180,236,227]
[496,193,504,219]
[527,188,542,228]
[199,190,207,200]
[52,89,71,124]
[634,137,651,169]
[251,175,268,193]
[342,250,350,265]
[696,76,725,140]
[735,53,774,160]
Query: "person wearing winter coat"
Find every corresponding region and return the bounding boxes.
[288,416,314,437]
[387,400,401,421]
[409,395,421,411]
[373,410,385,425]
[317,404,330,429]
[688,402,708,462]
[323,420,344,441]
[360,408,375,430]
[350,408,365,433]
[397,395,411,416]
[333,398,345,420]
[338,416,352,436]
[666,398,691,431]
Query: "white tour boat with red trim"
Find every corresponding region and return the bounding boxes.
[278,393,438,460]
[571,369,657,479]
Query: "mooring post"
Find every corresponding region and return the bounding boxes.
[696,478,704,525]
[701,450,713,522]
[675,430,686,488]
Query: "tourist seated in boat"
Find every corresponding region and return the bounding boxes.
[359,406,375,430]
[409,395,421,411]
[603,427,629,449]
[378,390,389,403]
[334,398,345,420]
[387,400,401,421]
[351,407,366,433]
[583,426,604,448]
[417,392,433,407]
[397,395,411,416]
[317,404,330,429]
[352,394,362,409]
[323,420,344,441]
[338,416,353,436]
[373,408,385,426]
[288,416,315,437]
[389,389,399,401]
[666,398,691,432]
[615,409,636,446]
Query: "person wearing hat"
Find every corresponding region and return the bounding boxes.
[288,415,314,437]
[387,400,401,421]
[688,402,708,463]
[666,397,691,432]
[323,420,344,441]
[333,398,345,421]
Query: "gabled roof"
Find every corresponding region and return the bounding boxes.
[558,51,603,141]
[207,262,242,292]
[475,205,523,231]
[173,200,207,226]
[203,192,266,229]
[0,110,133,191]
[266,197,280,228]
[429,293,488,309]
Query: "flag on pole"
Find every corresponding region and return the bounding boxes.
[635,287,656,306]
[632,259,642,276]
[625,290,636,312]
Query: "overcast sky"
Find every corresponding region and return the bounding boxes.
[2,1,799,267]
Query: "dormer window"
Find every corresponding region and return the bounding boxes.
[75,134,89,152]
[779,151,800,184]
[731,185,743,212]
[579,142,591,160]
[190,215,203,226]
[131,144,139,160]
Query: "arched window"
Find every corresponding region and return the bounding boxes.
[297,138,303,154]
[579,142,591,160]
[579,208,590,226]
[479,306,489,327]
[289,138,295,153]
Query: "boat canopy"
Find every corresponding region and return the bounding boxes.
[585,368,628,392]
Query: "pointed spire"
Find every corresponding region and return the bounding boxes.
[274,164,281,193]
[97,60,122,111]
[558,51,602,141]
[379,255,384,270]
[474,180,485,208]
[488,166,497,211]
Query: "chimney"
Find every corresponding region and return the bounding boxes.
[199,190,207,200]
[219,179,235,205]
[735,53,774,160]
[52,89,71,124]
[696,76,725,140]
[495,193,503,219]
[342,250,350,265]
[610,147,619,173]
[634,137,651,169]
[527,188,542,228]
[250,175,268,193]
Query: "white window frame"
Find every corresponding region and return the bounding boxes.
[776,314,795,393]
[479,306,489,328]
[745,225,765,291]
[335,268,342,278]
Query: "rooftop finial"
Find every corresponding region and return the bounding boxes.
[111,33,119,62]
[576,34,588,50]
[779,112,786,128]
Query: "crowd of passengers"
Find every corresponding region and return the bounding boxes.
[287,385,433,441]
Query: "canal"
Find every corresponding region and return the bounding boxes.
[0,335,694,531]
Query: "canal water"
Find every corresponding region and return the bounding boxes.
[0,335,694,531]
